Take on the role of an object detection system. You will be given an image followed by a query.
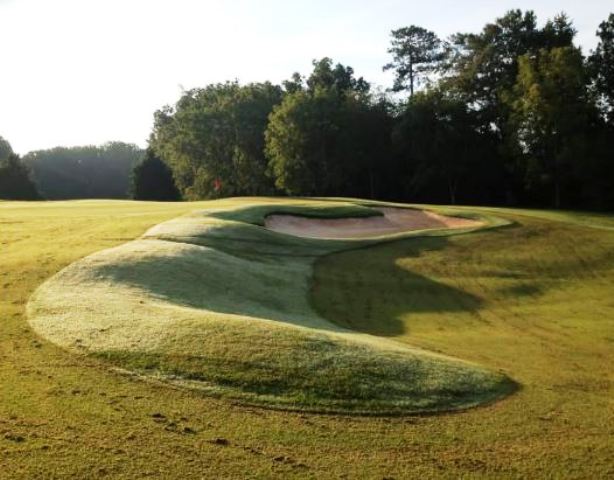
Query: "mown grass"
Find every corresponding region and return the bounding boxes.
[312,206,614,476]
[27,198,510,414]
[1,198,613,478]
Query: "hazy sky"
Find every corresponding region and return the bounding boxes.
[1,0,611,154]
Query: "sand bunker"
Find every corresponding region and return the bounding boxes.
[265,207,482,239]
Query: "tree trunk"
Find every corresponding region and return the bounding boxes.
[409,57,414,97]
[448,178,457,205]
[553,150,561,209]
[369,169,375,199]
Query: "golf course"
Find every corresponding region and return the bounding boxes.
[1,198,613,477]
[2,3,614,477]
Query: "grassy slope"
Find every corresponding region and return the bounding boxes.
[313,206,614,477]
[27,198,510,414]
[1,199,612,478]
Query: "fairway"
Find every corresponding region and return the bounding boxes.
[1,199,613,478]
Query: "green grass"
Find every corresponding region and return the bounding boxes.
[1,198,612,478]
[27,198,511,414]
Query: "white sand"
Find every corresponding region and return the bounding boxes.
[265,207,482,239]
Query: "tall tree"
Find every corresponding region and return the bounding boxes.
[266,59,391,197]
[0,135,13,161]
[283,72,304,94]
[0,153,41,200]
[511,46,593,208]
[443,10,576,203]
[131,148,181,201]
[392,90,498,205]
[307,57,370,95]
[383,26,443,96]
[589,14,614,125]
[266,90,335,195]
[150,82,283,199]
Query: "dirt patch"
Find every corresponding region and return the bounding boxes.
[264,207,482,239]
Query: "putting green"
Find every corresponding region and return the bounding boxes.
[27,198,514,414]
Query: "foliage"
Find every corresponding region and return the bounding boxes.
[306,57,370,95]
[0,135,13,161]
[22,142,142,199]
[138,12,614,211]
[393,10,613,210]
[140,10,614,211]
[383,25,444,96]
[510,46,595,207]
[1,10,611,211]
[442,11,575,129]
[0,153,41,200]
[265,90,336,195]
[131,148,180,201]
[589,14,614,124]
[392,90,500,205]
[150,82,283,200]
[266,59,392,198]
[439,11,578,205]
[0,136,40,199]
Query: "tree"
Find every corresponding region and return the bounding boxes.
[266,89,341,195]
[0,153,41,200]
[0,135,13,161]
[307,57,370,96]
[392,90,498,205]
[510,46,594,208]
[266,59,392,197]
[443,10,575,131]
[150,82,283,199]
[442,10,577,203]
[131,148,181,201]
[383,26,444,96]
[589,14,614,125]
[136,11,613,210]
[283,72,304,94]
[338,95,394,200]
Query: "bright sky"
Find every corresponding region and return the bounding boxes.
[1,0,611,154]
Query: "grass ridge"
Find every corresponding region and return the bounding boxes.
[27,198,514,414]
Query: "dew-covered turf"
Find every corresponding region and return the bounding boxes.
[27,198,511,414]
[1,198,612,478]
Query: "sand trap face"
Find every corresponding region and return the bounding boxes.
[265,207,482,239]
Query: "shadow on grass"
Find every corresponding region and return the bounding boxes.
[311,235,484,337]
[93,215,541,340]
[91,229,489,344]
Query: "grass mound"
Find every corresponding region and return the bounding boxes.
[27,198,513,414]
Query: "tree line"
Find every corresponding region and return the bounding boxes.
[23,143,143,199]
[0,139,143,200]
[145,10,614,210]
[2,10,613,210]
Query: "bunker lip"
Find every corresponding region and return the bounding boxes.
[264,207,483,239]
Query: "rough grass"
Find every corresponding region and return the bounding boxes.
[1,198,612,478]
[27,198,511,414]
